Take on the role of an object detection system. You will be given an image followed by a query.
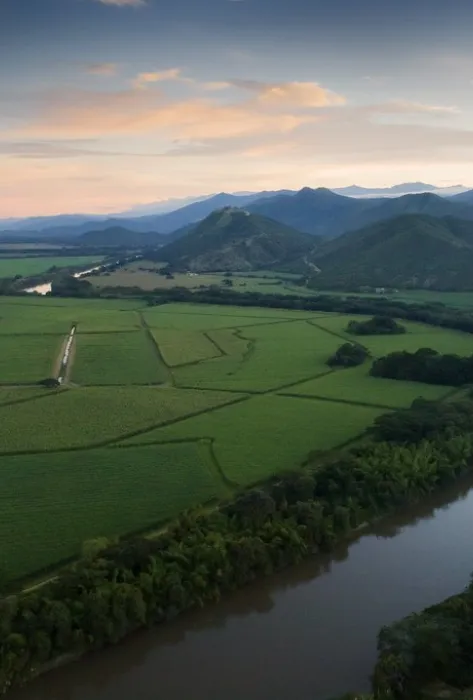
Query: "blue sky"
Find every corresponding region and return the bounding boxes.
[1,0,472,215]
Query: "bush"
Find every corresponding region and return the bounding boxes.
[327,343,369,368]
[347,315,406,336]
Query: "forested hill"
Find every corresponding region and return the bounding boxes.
[306,214,473,290]
[156,207,318,272]
[246,188,473,237]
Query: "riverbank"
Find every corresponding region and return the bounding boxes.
[2,396,473,696]
[9,471,473,700]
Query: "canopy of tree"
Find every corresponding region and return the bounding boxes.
[327,342,369,367]
[346,315,406,335]
[370,348,473,386]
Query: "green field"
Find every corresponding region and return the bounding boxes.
[151,329,222,366]
[122,395,384,484]
[1,295,472,582]
[0,256,103,278]
[72,331,168,384]
[0,334,63,383]
[0,443,220,580]
[88,266,299,295]
[0,386,243,453]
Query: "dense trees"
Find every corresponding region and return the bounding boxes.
[346,316,406,336]
[2,397,473,693]
[327,343,369,367]
[373,580,473,698]
[371,348,473,386]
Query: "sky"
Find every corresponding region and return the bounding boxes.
[1,0,473,217]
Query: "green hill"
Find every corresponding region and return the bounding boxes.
[307,214,473,291]
[78,226,165,248]
[157,207,317,272]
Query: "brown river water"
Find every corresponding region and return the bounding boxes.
[11,474,473,700]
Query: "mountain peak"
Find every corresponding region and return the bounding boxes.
[156,209,315,273]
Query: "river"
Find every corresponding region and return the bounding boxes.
[10,474,473,700]
[24,266,103,295]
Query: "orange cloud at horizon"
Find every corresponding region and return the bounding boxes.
[1,72,472,217]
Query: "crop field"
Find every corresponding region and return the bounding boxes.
[122,395,384,484]
[0,443,220,580]
[0,256,103,278]
[1,295,472,582]
[287,365,453,408]
[72,331,168,384]
[312,315,473,357]
[0,386,242,453]
[0,334,63,383]
[151,329,222,366]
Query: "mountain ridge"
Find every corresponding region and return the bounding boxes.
[156,207,317,272]
[306,214,473,291]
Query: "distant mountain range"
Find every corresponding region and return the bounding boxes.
[77,226,166,248]
[246,189,473,237]
[1,183,471,239]
[156,207,316,272]
[306,214,473,291]
[331,182,467,198]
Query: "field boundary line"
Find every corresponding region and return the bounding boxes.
[177,368,338,396]
[306,318,370,352]
[277,391,401,411]
[109,394,252,447]
[0,388,68,409]
[160,331,227,370]
[0,394,251,457]
[138,312,174,386]
[112,434,239,489]
[144,307,324,323]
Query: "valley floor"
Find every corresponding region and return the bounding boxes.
[0,295,470,584]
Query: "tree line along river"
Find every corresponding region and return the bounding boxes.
[10,472,473,700]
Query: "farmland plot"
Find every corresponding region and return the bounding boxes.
[0,442,220,579]
[0,386,246,452]
[72,331,167,385]
[286,364,453,408]
[174,321,341,392]
[151,329,221,366]
[0,334,63,383]
[122,395,384,485]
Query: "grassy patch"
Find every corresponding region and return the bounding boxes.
[151,329,221,366]
[0,298,141,334]
[0,443,220,580]
[0,335,63,383]
[142,302,318,330]
[285,364,452,408]
[0,387,53,406]
[0,256,103,278]
[0,386,245,453]
[174,320,341,391]
[72,331,168,385]
[312,315,473,357]
[122,395,384,485]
